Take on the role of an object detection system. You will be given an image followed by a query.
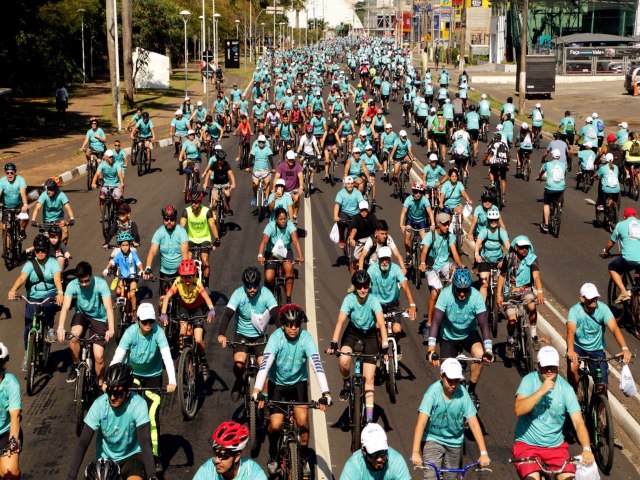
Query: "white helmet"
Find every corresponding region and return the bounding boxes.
[378,246,392,259]
[487,206,501,220]
[535,103,541,108]
[257,134,267,142]
[604,153,614,163]
[481,94,487,99]
[286,150,297,160]
[521,122,529,129]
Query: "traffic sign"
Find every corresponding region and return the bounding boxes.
[203,50,214,62]
[266,6,285,15]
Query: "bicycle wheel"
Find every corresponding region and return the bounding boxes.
[523,158,531,182]
[86,162,93,190]
[115,307,126,342]
[177,346,198,419]
[184,173,193,203]
[329,158,335,187]
[3,224,13,269]
[304,169,311,198]
[351,384,363,452]
[274,283,286,308]
[75,364,87,436]
[25,330,37,396]
[524,327,536,374]
[488,293,499,339]
[256,187,265,221]
[412,247,422,289]
[398,171,406,202]
[101,201,111,241]
[247,375,259,457]
[387,345,397,404]
[287,441,302,480]
[606,202,618,233]
[592,394,615,474]
[216,201,225,237]
[138,149,145,176]
[582,174,592,194]
[41,334,51,371]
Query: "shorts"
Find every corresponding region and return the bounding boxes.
[503,291,536,318]
[70,313,108,347]
[543,189,564,206]
[341,324,379,365]
[416,116,427,125]
[561,133,575,145]
[573,346,609,385]
[468,129,479,141]
[511,441,575,478]
[25,294,59,328]
[420,441,462,480]
[188,240,212,252]
[176,303,206,327]
[351,238,369,262]
[159,270,178,297]
[439,330,483,358]
[232,332,267,356]
[268,381,309,403]
[406,219,428,231]
[427,263,454,290]
[119,453,146,479]
[100,186,122,200]
[252,171,271,184]
[608,255,640,275]
[381,94,389,101]
[454,113,464,123]
[477,261,499,274]
[433,134,448,145]
[264,250,294,267]
[489,164,508,180]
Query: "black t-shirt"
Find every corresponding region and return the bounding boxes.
[211,160,231,184]
[352,213,378,240]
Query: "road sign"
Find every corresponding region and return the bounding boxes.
[266,6,285,15]
[203,50,214,62]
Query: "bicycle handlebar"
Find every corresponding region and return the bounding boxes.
[509,456,581,474]
[412,461,492,476]
[170,314,208,323]
[265,399,322,409]
[329,350,383,360]
[226,339,268,348]
[64,332,105,343]
[14,296,53,305]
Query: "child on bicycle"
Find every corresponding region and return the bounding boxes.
[160,259,216,378]
[102,231,143,315]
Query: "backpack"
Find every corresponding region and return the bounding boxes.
[596,119,605,133]
[494,142,509,163]
[434,115,446,134]
[630,140,640,157]
[587,127,597,140]
[565,120,575,134]
[552,164,564,183]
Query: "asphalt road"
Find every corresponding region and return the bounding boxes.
[2,75,640,480]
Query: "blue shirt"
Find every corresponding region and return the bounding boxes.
[263,328,320,385]
[403,195,430,223]
[150,225,188,274]
[0,373,21,436]
[135,119,154,138]
[0,175,27,208]
[339,293,382,331]
[263,219,297,253]
[37,190,69,222]
[477,227,509,263]
[440,181,465,209]
[568,301,613,352]
[368,262,406,304]
[227,286,278,337]
[423,164,446,188]
[340,447,410,480]
[112,250,141,278]
[541,160,566,192]
[86,128,106,152]
[435,286,486,341]
[194,457,267,480]
[22,257,61,299]
[118,323,170,377]
[182,139,200,160]
[251,145,273,171]
[171,117,190,136]
[335,188,364,216]
[597,164,620,194]
[65,276,111,322]
[421,231,455,271]
[97,161,122,187]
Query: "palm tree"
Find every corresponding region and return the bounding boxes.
[291,0,305,46]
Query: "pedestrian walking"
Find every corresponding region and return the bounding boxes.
[55,85,68,127]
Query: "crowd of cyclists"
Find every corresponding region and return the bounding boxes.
[0,33,638,480]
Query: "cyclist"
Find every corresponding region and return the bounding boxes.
[214,65,225,92]
[400,181,435,260]
[389,130,416,193]
[530,103,544,144]
[266,179,294,221]
[126,108,142,131]
[91,149,124,215]
[334,176,365,248]
[179,129,202,190]
[181,96,194,117]
[450,127,471,180]
[422,153,447,189]
[340,423,410,480]
[203,148,236,216]
[484,133,510,207]
[31,178,75,244]
[579,117,598,155]
[249,134,275,204]
[359,219,406,274]
[274,115,295,154]
[170,109,190,158]
[558,110,576,146]
[0,162,28,240]
[410,358,490,475]
[274,150,304,223]
[81,118,107,164]
[266,105,281,139]
[57,261,115,385]
[102,203,140,253]
[542,131,572,169]
[601,207,640,304]
[326,270,388,423]
[297,124,321,193]
[322,123,342,182]
[193,421,267,480]
[496,235,544,359]
[102,231,142,314]
[34,224,71,270]
[253,304,332,477]
[426,268,494,409]
[380,124,398,181]
[512,346,594,480]
[465,104,481,163]
[234,114,253,164]
[110,303,176,466]
[67,363,155,480]
[595,152,620,212]
[577,142,596,178]
[439,168,472,220]
[344,148,372,195]
[467,190,505,242]
[130,111,155,163]
[180,187,220,289]
[201,115,224,149]
[477,94,491,135]
[566,282,632,392]
[113,140,128,172]
[212,95,227,129]
[252,100,267,132]
[537,148,567,234]
[622,131,640,186]
[0,343,22,480]
[501,96,516,119]
[160,259,216,379]
[257,207,304,302]
[218,264,280,400]
[514,123,534,177]
[474,207,510,302]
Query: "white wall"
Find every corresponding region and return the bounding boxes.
[133,48,170,89]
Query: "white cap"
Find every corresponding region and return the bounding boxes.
[185,96,191,101]
[481,94,487,99]
[445,98,450,103]
[385,123,392,129]
[352,147,361,154]
[137,303,156,321]
[605,152,614,163]
[537,346,560,367]
[584,141,593,148]
[496,124,503,131]
[378,246,392,259]
[619,122,629,129]
[298,95,303,100]
[256,99,262,104]
[257,134,267,142]
[344,176,355,184]
[440,358,464,380]
[365,144,373,150]
[197,100,203,106]
[104,149,114,157]
[399,129,407,137]
[535,103,541,108]
[430,107,436,112]
[429,153,438,162]
[187,129,195,135]
[361,423,388,453]
[214,144,223,150]
[175,109,183,115]
[551,148,561,159]
[358,200,370,210]
[359,130,367,136]
[315,90,321,95]
[586,116,593,123]
[592,112,599,118]
[521,122,529,129]
[580,282,600,300]
[275,179,286,187]
[286,150,297,160]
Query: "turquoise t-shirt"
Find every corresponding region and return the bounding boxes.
[0,175,27,208]
[392,138,411,158]
[435,285,486,341]
[348,158,366,177]
[264,328,319,385]
[118,323,169,377]
[171,118,189,136]
[559,116,575,134]
[403,195,430,223]
[514,372,580,448]
[135,119,154,138]
[418,381,477,447]
[251,145,273,171]
[477,227,509,263]
[340,447,410,480]
[363,153,378,173]
[113,150,126,170]
[541,160,566,192]
[568,301,613,352]
[263,219,297,252]
[616,128,629,145]
[478,100,491,117]
[227,286,277,337]
[84,393,149,461]
[194,457,267,480]
[340,293,382,331]
[440,181,465,209]
[65,276,111,322]
[182,139,200,160]
[368,262,406,304]
[381,131,397,150]
[612,217,640,263]
[421,231,455,271]
[472,205,489,236]
[97,161,122,187]
[335,188,364,216]
[150,225,189,274]
[37,190,69,222]
[0,373,21,436]
[22,257,61,299]
[423,164,446,188]
[267,192,293,220]
[578,149,596,170]
[465,111,480,130]
[597,164,620,194]
[86,128,106,152]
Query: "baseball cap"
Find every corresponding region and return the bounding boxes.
[361,423,388,453]
[257,134,267,142]
[481,94,487,99]
[197,100,203,106]
[352,147,361,154]
[551,149,561,159]
[187,129,195,135]
[275,179,286,187]
[365,145,373,150]
[604,153,614,163]
[344,176,355,184]
[358,200,370,210]
[521,122,529,129]
[624,207,637,218]
[378,246,392,259]
[584,142,592,148]
[429,153,438,162]
[286,150,297,160]
[585,116,593,123]
[592,112,599,118]
[535,103,541,108]
[607,133,616,143]
[537,346,560,367]
[117,203,131,213]
[580,283,600,300]
[175,109,183,115]
[385,123,392,129]
[440,358,464,380]
[184,96,191,101]
[436,212,451,224]
[137,303,156,321]
[619,122,629,129]
[214,144,223,150]
[399,130,407,137]
[104,149,114,157]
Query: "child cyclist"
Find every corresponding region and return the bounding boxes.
[102,231,143,315]
[160,259,216,378]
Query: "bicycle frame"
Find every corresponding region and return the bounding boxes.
[510,457,580,479]
[414,461,491,480]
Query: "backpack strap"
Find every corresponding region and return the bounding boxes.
[26,258,47,291]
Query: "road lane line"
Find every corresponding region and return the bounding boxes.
[303,195,334,480]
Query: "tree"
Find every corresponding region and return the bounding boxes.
[106,0,118,122]
[122,0,134,108]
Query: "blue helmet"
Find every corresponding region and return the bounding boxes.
[452,268,472,289]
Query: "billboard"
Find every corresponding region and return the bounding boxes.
[224,40,240,69]
[402,12,411,32]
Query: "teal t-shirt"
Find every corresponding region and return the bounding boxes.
[418,381,477,447]
[263,219,297,252]
[0,373,21,436]
[264,328,319,385]
[440,181,465,209]
[541,160,566,192]
[194,457,267,480]
[22,257,61,299]
[84,393,149,461]
[135,119,154,138]
[435,285,486,341]
[86,128,106,152]
[339,293,382,331]
[182,139,200,160]
[118,323,169,377]
[150,225,189,274]
[65,276,111,322]
[567,301,613,352]
[37,190,69,222]
[251,145,273,171]
[267,192,293,220]
[472,205,489,236]
[0,175,27,208]
[421,231,455,271]
[478,100,491,117]
[381,131,397,150]
[335,188,364,216]
[227,286,277,337]
[611,217,640,263]
[477,227,509,263]
[171,118,189,136]
[514,372,580,448]
[578,149,596,170]
[465,111,480,130]
[368,262,406,304]
[423,164,446,187]
[97,161,122,187]
[392,138,411,158]
[597,164,620,194]
[340,447,410,480]
[403,195,430,223]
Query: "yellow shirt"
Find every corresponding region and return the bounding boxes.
[169,277,204,307]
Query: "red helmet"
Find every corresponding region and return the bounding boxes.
[411,181,425,191]
[211,421,249,451]
[161,204,177,219]
[178,259,197,276]
[305,124,313,133]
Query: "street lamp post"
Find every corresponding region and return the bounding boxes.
[199,14,207,95]
[236,19,240,40]
[77,9,86,85]
[214,14,221,67]
[180,10,191,98]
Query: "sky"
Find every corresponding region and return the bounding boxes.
[285,0,364,29]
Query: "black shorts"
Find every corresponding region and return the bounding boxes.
[439,330,483,358]
[232,332,267,356]
[477,261,499,274]
[160,270,178,297]
[468,129,479,141]
[341,323,379,365]
[264,250,293,268]
[416,116,427,126]
[119,453,146,479]
[381,94,389,101]
[268,381,309,403]
[543,189,564,205]
[489,164,509,180]
[434,134,448,145]
[561,133,575,146]
[70,313,108,347]
[454,113,464,123]
[188,241,212,251]
[176,303,206,328]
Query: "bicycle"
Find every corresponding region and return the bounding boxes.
[405,226,425,289]
[301,154,314,198]
[509,456,581,479]
[626,164,640,201]
[100,188,119,242]
[576,169,594,193]
[488,180,503,212]
[239,135,251,170]
[227,338,268,456]
[265,259,299,308]
[504,296,536,374]
[327,148,339,187]
[65,332,105,436]
[17,296,54,396]
[595,192,618,234]
[130,133,140,165]
[105,271,138,342]
[549,194,563,238]
[210,184,230,237]
[413,460,492,480]
[253,172,270,222]
[395,159,412,202]
[137,138,152,177]
[485,263,500,339]
[518,150,532,182]
[82,148,100,191]
[479,119,490,144]
[183,161,199,203]
[381,307,407,404]
[452,210,465,255]
[604,262,640,338]
[2,208,28,269]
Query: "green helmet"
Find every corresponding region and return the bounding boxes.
[116,231,134,244]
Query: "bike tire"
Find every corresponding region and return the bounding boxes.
[550,203,561,238]
[488,293,499,339]
[115,308,126,343]
[184,174,192,203]
[101,202,111,241]
[25,330,37,396]
[606,203,618,233]
[582,175,592,194]
[86,163,93,190]
[593,394,615,474]
[274,283,286,308]
[523,158,531,182]
[248,375,259,457]
[387,347,397,404]
[178,346,198,420]
[524,327,536,374]
[138,150,145,177]
[412,248,421,289]
[351,384,363,453]
[216,201,225,238]
[304,169,311,198]
[42,336,51,371]
[75,363,87,436]
[256,188,265,222]
[288,441,302,480]
[399,172,406,202]
[330,160,335,187]
[3,224,13,269]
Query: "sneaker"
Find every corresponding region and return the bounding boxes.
[338,241,345,249]
[540,223,549,233]
[615,291,631,304]
[302,460,312,478]
[309,182,316,191]
[251,198,257,206]
[505,338,516,360]
[19,230,27,240]
[66,364,79,383]
[267,460,279,476]
[396,343,403,362]
[469,391,480,410]
[293,215,298,225]
[339,380,351,401]
[46,328,56,343]
[200,359,210,382]
[155,457,163,474]
[231,379,244,401]
[21,355,27,372]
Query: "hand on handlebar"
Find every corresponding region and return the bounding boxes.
[325,341,339,355]
[427,350,440,367]
[57,327,66,343]
[482,350,494,363]
[217,334,228,348]
[160,314,169,326]
[166,384,176,394]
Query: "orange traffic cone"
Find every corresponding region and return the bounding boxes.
[634,81,638,96]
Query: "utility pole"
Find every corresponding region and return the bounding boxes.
[518,0,529,113]
[458,0,467,72]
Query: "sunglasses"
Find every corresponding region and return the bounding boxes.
[245,283,259,290]
[455,287,470,295]
[439,221,451,226]
[283,321,301,328]
[516,245,530,250]
[139,319,155,326]
[355,284,370,290]
[34,248,48,254]
[107,388,125,398]
[163,216,176,222]
[365,450,388,460]
[212,449,233,460]
[5,171,15,175]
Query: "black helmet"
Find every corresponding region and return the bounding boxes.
[84,458,121,480]
[492,132,502,142]
[4,162,16,172]
[161,204,177,219]
[351,269,370,286]
[103,362,134,389]
[480,190,494,202]
[215,149,227,160]
[45,178,59,191]
[279,303,307,323]
[553,131,561,139]
[189,186,203,203]
[141,111,149,119]
[33,234,49,250]
[242,266,261,286]
[468,104,476,112]
[48,225,62,237]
